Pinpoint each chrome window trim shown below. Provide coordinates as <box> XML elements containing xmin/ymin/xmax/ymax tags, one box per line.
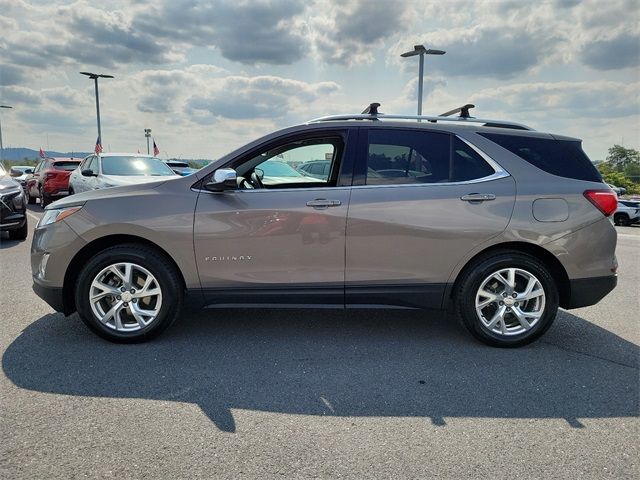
<box><xmin>193</xmin><ymin>134</ymin><xmax>510</xmax><ymax>194</ymax></box>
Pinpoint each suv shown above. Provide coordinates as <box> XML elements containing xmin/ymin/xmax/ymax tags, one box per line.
<box><xmin>0</xmin><ymin>163</ymin><xmax>28</xmax><ymax>240</ymax></box>
<box><xmin>69</xmin><ymin>153</ymin><xmax>179</xmax><ymax>194</ymax></box>
<box><xmin>614</xmin><ymin>200</ymin><xmax>640</xmax><ymax>226</ymax></box>
<box><xmin>25</xmin><ymin>157</ymin><xmax>81</xmax><ymax>207</ymax></box>
<box><xmin>31</xmin><ymin>108</ymin><xmax>618</xmax><ymax>347</ymax></box>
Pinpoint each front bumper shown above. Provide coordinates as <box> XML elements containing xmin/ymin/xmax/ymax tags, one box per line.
<box><xmin>564</xmin><ymin>275</ymin><xmax>617</xmax><ymax>309</ymax></box>
<box><xmin>32</xmin><ymin>278</ymin><xmax>67</xmax><ymax>313</ymax></box>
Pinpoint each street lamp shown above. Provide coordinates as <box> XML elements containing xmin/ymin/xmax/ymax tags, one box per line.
<box><xmin>144</xmin><ymin>129</ymin><xmax>152</xmax><ymax>155</ymax></box>
<box><xmin>0</xmin><ymin>105</ymin><xmax>13</xmax><ymax>164</ymax></box>
<box><xmin>400</xmin><ymin>45</ymin><xmax>446</xmax><ymax>117</ymax></box>
<box><xmin>80</xmin><ymin>71</ymin><xmax>114</xmax><ymax>147</ymax></box>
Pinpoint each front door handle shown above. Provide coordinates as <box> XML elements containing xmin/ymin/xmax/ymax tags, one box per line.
<box><xmin>306</xmin><ymin>199</ymin><xmax>342</xmax><ymax>209</ymax></box>
<box><xmin>460</xmin><ymin>193</ymin><xmax>496</xmax><ymax>202</ymax></box>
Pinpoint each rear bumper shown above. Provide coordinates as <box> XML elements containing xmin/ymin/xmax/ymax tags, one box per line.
<box><xmin>32</xmin><ymin>278</ymin><xmax>67</xmax><ymax>314</ymax></box>
<box><xmin>563</xmin><ymin>275</ymin><xmax>617</xmax><ymax>309</ymax></box>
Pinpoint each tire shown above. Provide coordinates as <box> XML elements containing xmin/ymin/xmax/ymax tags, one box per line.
<box><xmin>614</xmin><ymin>213</ymin><xmax>629</xmax><ymax>226</ymax></box>
<box><xmin>26</xmin><ymin>187</ymin><xmax>36</xmax><ymax>205</ymax></box>
<box><xmin>75</xmin><ymin>244</ymin><xmax>183</xmax><ymax>343</ymax></box>
<box><xmin>40</xmin><ymin>187</ymin><xmax>49</xmax><ymax>209</ymax></box>
<box><xmin>8</xmin><ymin>219</ymin><xmax>28</xmax><ymax>240</ymax></box>
<box><xmin>68</xmin><ymin>187</ymin><xmax>74</xmax><ymax>195</ymax></box>
<box><xmin>454</xmin><ymin>250</ymin><xmax>559</xmax><ymax>348</ymax></box>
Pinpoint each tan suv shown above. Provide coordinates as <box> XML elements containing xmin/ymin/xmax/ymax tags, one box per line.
<box><xmin>31</xmin><ymin>108</ymin><xmax>618</xmax><ymax>346</ymax></box>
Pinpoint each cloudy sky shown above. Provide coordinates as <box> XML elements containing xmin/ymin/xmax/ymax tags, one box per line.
<box><xmin>1</xmin><ymin>0</ymin><xmax>638</xmax><ymax>160</ymax></box>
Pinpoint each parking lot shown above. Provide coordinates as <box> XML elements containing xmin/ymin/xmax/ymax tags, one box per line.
<box><xmin>1</xmin><ymin>204</ymin><xmax>638</xmax><ymax>478</ymax></box>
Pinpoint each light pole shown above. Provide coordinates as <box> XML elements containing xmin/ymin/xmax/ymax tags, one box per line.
<box><xmin>400</xmin><ymin>45</ymin><xmax>446</xmax><ymax>116</ymax></box>
<box><xmin>80</xmin><ymin>72</ymin><xmax>114</xmax><ymax>147</ymax></box>
<box><xmin>144</xmin><ymin>129</ymin><xmax>152</xmax><ymax>155</ymax></box>
<box><xmin>0</xmin><ymin>105</ymin><xmax>13</xmax><ymax>164</ymax></box>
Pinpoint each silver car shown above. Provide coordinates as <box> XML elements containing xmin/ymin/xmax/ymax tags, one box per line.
<box><xmin>31</xmin><ymin>109</ymin><xmax>618</xmax><ymax>347</ymax></box>
<box><xmin>68</xmin><ymin>153</ymin><xmax>179</xmax><ymax>194</ymax></box>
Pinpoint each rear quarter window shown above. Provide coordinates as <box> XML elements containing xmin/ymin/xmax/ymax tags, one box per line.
<box><xmin>479</xmin><ymin>133</ymin><xmax>602</xmax><ymax>182</ymax></box>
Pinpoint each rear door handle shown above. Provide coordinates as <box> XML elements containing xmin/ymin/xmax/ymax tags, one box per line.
<box><xmin>460</xmin><ymin>193</ymin><xmax>496</xmax><ymax>202</ymax></box>
<box><xmin>306</xmin><ymin>199</ymin><xmax>342</xmax><ymax>208</ymax></box>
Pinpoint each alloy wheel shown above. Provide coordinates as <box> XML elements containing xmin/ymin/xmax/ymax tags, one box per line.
<box><xmin>475</xmin><ymin>267</ymin><xmax>546</xmax><ymax>336</ymax></box>
<box><xmin>89</xmin><ymin>262</ymin><xmax>163</xmax><ymax>332</ymax></box>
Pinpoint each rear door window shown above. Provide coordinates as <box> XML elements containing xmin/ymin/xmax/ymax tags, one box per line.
<box><xmin>363</xmin><ymin>129</ymin><xmax>495</xmax><ymax>185</ymax></box>
<box><xmin>479</xmin><ymin>133</ymin><xmax>601</xmax><ymax>182</ymax></box>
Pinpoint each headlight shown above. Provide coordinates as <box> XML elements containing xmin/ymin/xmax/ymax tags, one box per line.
<box><xmin>37</xmin><ymin>206</ymin><xmax>83</xmax><ymax>228</ymax></box>
<box><xmin>11</xmin><ymin>189</ymin><xmax>24</xmax><ymax>208</ymax></box>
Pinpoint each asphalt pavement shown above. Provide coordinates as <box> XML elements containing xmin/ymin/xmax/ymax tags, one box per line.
<box><xmin>1</xmin><ymin>204</ymin><xmax>638</xmax><ymax>479</ymax></box>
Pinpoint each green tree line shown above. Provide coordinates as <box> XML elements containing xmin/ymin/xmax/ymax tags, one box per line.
<box><xmin>597</xmin><ymin>145</ymin><xmax>640</xmax><ymax>195</ymax></box>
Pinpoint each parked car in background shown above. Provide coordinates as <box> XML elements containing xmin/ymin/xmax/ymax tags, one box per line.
<box><xmin>0</xmin><ymin>163</ymin><xmax>27</xmax><ymax>240</ymax></box>
<box><xmin>164</xmin><ymin>160</ymin><xmax>197</xmax><ymax>176</ymax></box>
<box><xmin>32</xmin><ymin>107</ymin><xmax>618</xmax><ymax>347</ymax></box>
<box><xmin>25</xmin><ymin>157</ymin><xmax>81</xmax><ymax>208</ymax></box>
<box><xmin>9</xmin><ymin>165</ymin><xmax>34</xmax><ymax>189</ymax></box>
<box><xmin>614</xmin><ymin>200</ymin><xmax>640</xmax><ymax>226</ymax></box>
<box><xmin>69</xmin><ymin>153</ymin><xmax>179</xmax><ymax>194</ymax></box>
<box><xmin>607</xmin><ymin>183</ymin><xmax>626</xmax><ymax>196</ymax></box>
<box><xmin>256</xmin><ymin>160</ymin><xmax>324</xmax><ymax>186</ymax></box>
<box><xmin>297</xmin><ymin>160</ymin><xmax>332</xmax><ymax>180</ymax></box>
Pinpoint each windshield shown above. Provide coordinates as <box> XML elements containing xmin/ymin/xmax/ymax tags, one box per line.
<box><xmin>101</xmin><ymin>156</ymin><xmax>176</xmax><ymax>176</ymax></box>
<box><xmin>259</xmin><ymin>161</ymin><xmax>303</xmax><ymax>177</ymax></box>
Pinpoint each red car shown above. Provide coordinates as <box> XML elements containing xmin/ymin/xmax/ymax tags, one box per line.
<box><xmin>26</xmin><ymin>157</ymin><xmax>81</xmax><ymax>208</ymax></box>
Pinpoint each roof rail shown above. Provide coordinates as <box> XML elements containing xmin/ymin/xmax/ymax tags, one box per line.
<box><xmin>308</xmin><ymin>103</ymin><xmax>533</xmax><ymax>130</ymax></box>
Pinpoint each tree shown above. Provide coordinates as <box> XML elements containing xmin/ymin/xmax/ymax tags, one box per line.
<box><xmin>606</xmin><ymin>145</ymin><xmax>640</xmax><ymax>172</ymax></box>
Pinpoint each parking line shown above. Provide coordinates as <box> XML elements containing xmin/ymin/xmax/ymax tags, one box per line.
<box><xmin>26</xmin><ymin>211</ymin><xmax>41</xmax><ymax>222</ymax></box>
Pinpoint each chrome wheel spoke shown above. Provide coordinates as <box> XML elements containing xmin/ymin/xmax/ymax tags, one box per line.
<box><xmin>100</xmin><ymin>300</ymin><xmax>123</xmax><ymax>324</ymax></box>
<box><xmin>486</xmin><ymin>305</ymin><xmax>507</xmax><ymax>330</ymax></box>
<box><xmin>511</xmin><ymin>307</ymin><xmax>532</xmax><ymax>330</ymax></box>
<box><xmin>90</xmin><ymin>281</ymin><xmax>120</xmax><ymax>302</ymax></box>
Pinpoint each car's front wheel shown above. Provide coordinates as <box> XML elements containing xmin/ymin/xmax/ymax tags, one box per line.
<box><xmin>75</xmin><ymin>244</ymin><xmax>183</xmax><ymax>343</ymax></box>
<box><xmin>454</xmin><ymin>251</ymin><xmax>559</xmax><ymax>347</ymax></box>
<box><xmin>614</xmin><ymin>213</ymin><xmax>629</xmax><ymax>226</ymax></box>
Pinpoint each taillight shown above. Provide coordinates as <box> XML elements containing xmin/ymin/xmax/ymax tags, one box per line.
<box><xmin>583</xmin><ymin>189</ymin><xmax>617</xmax><ymax>217</ymax></box>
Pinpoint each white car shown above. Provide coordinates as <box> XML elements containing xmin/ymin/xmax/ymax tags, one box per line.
<box><xmin>614</xmin><ymin>199</ymin><xmax>640</xmax><ymax>226</ymax></box>
<box><xmin>9</xmin><ymin>165</ymin><xmax>34</xmax><ymax>189</ymax></box>
<box><xmin>69</xmin><ymin>153</ymin><xmax>179</xmax><ymax>194</ymax></box>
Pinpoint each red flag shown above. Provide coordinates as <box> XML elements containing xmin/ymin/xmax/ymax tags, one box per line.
<box><xmin>95</xmin><ymin>137</ymin><xmax>103</xmax><ymax>154</ymax></box>
<box><xmin>39</xmin><ymin>147</ymin><xmax>46</xmax><ymax>158</ymax></box>
<box><xmin>153</xmin><ymin>140</ymin><xmax>159</xmax><ymax>156</ymax></box>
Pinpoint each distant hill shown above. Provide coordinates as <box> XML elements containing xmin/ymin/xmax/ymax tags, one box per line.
<box><xmin>1</xmin><ymin>148</ymin><xmax>90</xmax><ymax>161</ymax></box>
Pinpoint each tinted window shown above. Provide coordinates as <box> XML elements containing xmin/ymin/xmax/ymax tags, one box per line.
<box><xmin>365</xmin><ymin>129</ymin><xmax>494</xmax><ymax>185</ymax></box>
<box><xmin>479</xmin><ymin>133</ymin><xmax>601</xmax><ymax>182</ymax></box>
<box><xmin>53</xmin><ymin>161</ymin><xmax>81</xmax><ymax>171</ymax></box>
<box><xmin>451</xmin><ymin>137</ymin><xmax>494</xmax><ymax>182</ymax></box>
<box><xmin>101</xmin><ymin>156</ymin><xmax>176</xmax><ymax>176</ymax></box>
<box><xmin>366</xmin><ymin>130</ymin><xmax>449</xmax><ymax>185</ymax></box>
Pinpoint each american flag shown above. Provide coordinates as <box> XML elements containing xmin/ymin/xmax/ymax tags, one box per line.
<box><xmin>39</xmin><ymin>147</ymin><xmax>46</xmax><ymax>158</ymax></box>
<box><xmin>153</xmin><ymin>140</ymin><xmax>159</xmax><ymax>156</ymax></box>
<box><xmin>95</xmin><ymin>137</ymin><xmax>103</xmax><ymax>154</ymax></box>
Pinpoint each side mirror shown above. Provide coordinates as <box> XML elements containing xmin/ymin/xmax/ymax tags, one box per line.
<box><xmin>204</xmin><ymin>168</ymin><xmax>237</xmax><ymax>192</ymax></box>
<box><xmin>81</xmin><ymin>169</ymin><xmax>96</xmax><ymax>177</ymax></box>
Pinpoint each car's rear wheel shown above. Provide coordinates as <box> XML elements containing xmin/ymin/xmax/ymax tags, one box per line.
<box><xmin>614</xmin><ymin>213</ymin><xmax>629</xmax><ymax>226</ymax></box>
<box><xmin>454</xmin><ymin>251</ymin><xmax>559</xmax><ymax>347</ymax></box>
<box><xmin>40</xmin><ymin>187</ymin><xmax>50</xmax><ymax>208</ymax></box>
<box><xmin>75</xmin><ymin>244</ymin><xmax>183</xmax><ymax>343</ymax></box>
